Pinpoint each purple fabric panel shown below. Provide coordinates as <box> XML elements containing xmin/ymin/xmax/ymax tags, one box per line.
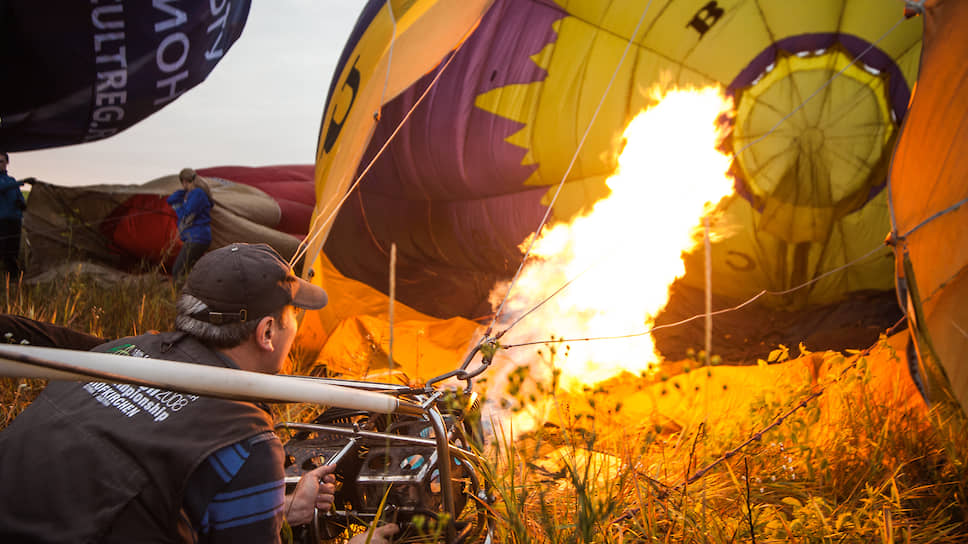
<box><xmin>357</xmin><ymin>0</ymin><xmax>564</xmax><ymax>200</ymax></box>
<box><xmin>324</xmin><ymin>186</ymin><xmax>548</xmax><ymax>318</ymax></box>
<box><xmin>332</xmin><ymin>186</ymin><xmax>547</xmax><ymax>272</ymax></box>
<box><xmin>728</xmin><ymin>33</ymin><xmax>911</xmax><ymax>123</ymax></box>
<box><xmin>328</xmin><ymin>0</ymin><xmax>567</xmax><ymax>317</ymax></box>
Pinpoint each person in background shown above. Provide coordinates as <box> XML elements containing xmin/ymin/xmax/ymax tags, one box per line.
<box><xmin>168</xmin><ymin>167</ymin><xmax>214</xmax><ymax>282</ymax></box>
<box><xmin>0</xmin><ymin>243</ymin><xmax>398</xmax><ymax>543</ymax></box>
<box><xmin>0</xmin><ymin>152</ymin><xmax>26</xmax><ymax>276</ymax></box>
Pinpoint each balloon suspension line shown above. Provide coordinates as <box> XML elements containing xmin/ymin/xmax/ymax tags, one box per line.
<box><xmin>899</xmin><ymin>194</ymin><xmax>968</xmax><ymax>241</ymax></box>
<box><xmin>701</xmin><ymin>217</ymin><xmax>712</xmax><ymax>536</ymax></box>
<box><xmin>889</xmin><ymin>192</ymin><xmax>968</xmax><ymax>306</ymax></box>
<box><xmin>382</xmin><ymin>0</ymin><xmax>397</xmax><ymax>375</ymax></box>
<box><xmin>609</xmin><ymin>316</ymin><xmax>909</xmax><ymax>528</ymax></box>
<box><xmin>291</xmin><ymin>23</ymin><xmax>479</xmax><ymax>269</ymax></box>
<box><xmin>486</xmin><ymin>0</ymin><xmax>655</xmax><ymax>341</ymax></box>
<box><xmin>492</xmin><ymin>12</ymin><xmax>908</xmax><ymax>351</ymax></box>
<box><xmin>501</xmin><ymin>244</ymin><xmax>887</xmax><ymax>349</ymax></box>
<box><xmin>388</xmin><ymin>243</ymin><xmax>396</xmax><ymax>374</ymax></box>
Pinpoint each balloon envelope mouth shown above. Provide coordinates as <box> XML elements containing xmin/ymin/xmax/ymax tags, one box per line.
<box><xmin>728</xmin><ymin>34</ymin><xmax>911</xmax><ymax>214</ymax></box>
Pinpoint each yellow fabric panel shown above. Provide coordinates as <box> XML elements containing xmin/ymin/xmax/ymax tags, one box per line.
<box><xmin>842</xmin><ymin>0</ymin><xmax>923</xmax><ymax>59</ymax></box>
<box><xmin>526</xmin><ymin>16</ymin><xmax>633</xmax><ymax>187</ymax></box>
<box><xmin>679</xmin><ymin>196</ymin><xmax>773</xmax><ymax>301</ymax></box>
<box><xmin>755</xmin><ymin>0</ymin><xmax>844</xmax><ymax>36</ymax></box>
<box><xmin>310</xmin><ymin>0</ymin><xmax>492</xmax><ymax>259</ymax></box>
<box><xmin>537</xmin><ymin>175</ymin><xmax>611</xmax><ymax>219</ymax></box>
<box><xmin>314</xmin><ymin>315</ymin><xmax>481</xmax><ymax>383</ymax></box>
<box><xmin>895</xmin><ymin>46</ymin><xmax>923</xmax><ymax>90</ymax></box>
<box><xmin>680</xmin><ymin>188</ymin><xmax>894</xmax><ymax>307</ymax></box>
<box><xmin>301</xmin><ymin>0</ymin><xmax>492</xmax><ymax>379</ymax></box>
<box><xmin>683</xmin><ymin>1</ymin><xmax>777</xmax><ymax>82</ymax></box>
<box><xmin>734</xmin><ymin>52</ymin><xmax>892</xmax><ymax>197</ymax></box>
<box><xmin>574</xmin><ymin>332</ymin><xmax>924</xmax><ymax>431</ymax></box>
<box><xmin>295</xmin><ymin>252</ymin><xmax>481</xmax><ymax>382</ymax></box>
<box><xmin>815</xmin><ymin>191</ymin><xmax>895</xmax><ymax>293</ymax></box>
<box><xmin>733</xmin><ymin>52</ymin><xmax>894</xmax><ymax>251</ymax></box>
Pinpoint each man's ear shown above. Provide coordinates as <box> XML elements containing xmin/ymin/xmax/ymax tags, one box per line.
<box><xmin>254</xmin><ymin>315</ymin><xmax>275</xmax><ymax>352</ymax></box>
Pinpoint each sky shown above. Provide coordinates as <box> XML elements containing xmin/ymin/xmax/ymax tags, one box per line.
<box><xmin>9</xmin><ymin>1</ymin><xmax>364</xmax><ymax>187</ymax></box>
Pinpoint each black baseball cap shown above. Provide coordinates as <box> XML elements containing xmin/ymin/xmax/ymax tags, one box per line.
<box><xmin>183</xmin><ymin>243</ymin><xmax>327</xmax><ymax>324</ymax></box>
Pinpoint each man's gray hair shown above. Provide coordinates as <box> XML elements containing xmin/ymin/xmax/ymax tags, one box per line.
<box><xmin>175</xmin><ymin>293</ymin><xmax>267</xmax><ymax>348</ymax></box>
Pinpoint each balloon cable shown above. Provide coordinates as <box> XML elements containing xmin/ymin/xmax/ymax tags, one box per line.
<box><xmin>486</xmin><ymin>0</ymin><xmax>655</xmax><ymax>338</ymax></box>
<box><xmin>388</xmin><ymin>243</ymin><xmax>396</xmax><ymax>373</ymax></box>
<box><xmin>493</xmin><ymin>12</ymin><xmax>908</xmax><ymax>348</ymax></box>
<box><xmin>500</xmin><ymin>243</ymin><xmax>887</xmax><ymax>349</ymax></box>
<box><xmin>734</xmin><ymin>14</ymin><xmax>907</xmax><ymax>159</ymax></box>
<box><xmin>291</xmin><ymin>18</ymin><xmax>483</xmax><ymax>269</ymax></box>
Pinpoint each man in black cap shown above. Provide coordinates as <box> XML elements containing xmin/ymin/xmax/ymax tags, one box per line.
<box><xmin>0</xmin><ymin>243</ymin><xmax>397</xmax><ymax>543</ymax></box>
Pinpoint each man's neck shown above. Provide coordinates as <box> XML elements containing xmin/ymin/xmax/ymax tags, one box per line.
<box><xmin>219</xmin><ymin>342</ymin><xmax>269</xmax><ymax>374</ymax></box>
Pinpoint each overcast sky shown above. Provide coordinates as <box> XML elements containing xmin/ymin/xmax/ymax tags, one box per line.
<box><xmin>9</xmin><ymin>1</ymin><xmax>363</xmax><ymax>187</ymax></box>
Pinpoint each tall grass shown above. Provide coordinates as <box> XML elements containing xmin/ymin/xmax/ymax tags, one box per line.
<box><xmin>483</xmin><ymin>346</ymin><xmax>968</xmax><ymax>543</ymax></box>
<box><xmin>2</xmin><ymin>272</ymin><xmax>967</xmax><ymax>542</ymax></box>
<box><xmin>0</xmin><ymin>270</ymin><xmax>176</xmax><ymax>426</ymax></box>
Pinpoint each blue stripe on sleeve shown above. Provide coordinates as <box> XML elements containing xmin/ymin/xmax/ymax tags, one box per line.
<box><xmin>208</xmin><ymin>481</ymin><xmax>285</xmax><ymax>530</ymax></box>
<box><xmin>209</xmin><ymin>442</ymin><xmax>250</xmax><ymax>482</ymax></box>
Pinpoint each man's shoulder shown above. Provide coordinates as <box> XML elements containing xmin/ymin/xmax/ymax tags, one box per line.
<box><xmin>93</xmin><ymin>331</ymin><xmax>178</xmax><ymax>357</ymax></box>
<box><xmin>92</xmin><ymin>331</ymin><xmax>231</xmax><ymax>370</ymax></box>
<box><xmin>0</xmin><ymin>173</ymin><xmax>20</xmax><ymax>188</ymax></box>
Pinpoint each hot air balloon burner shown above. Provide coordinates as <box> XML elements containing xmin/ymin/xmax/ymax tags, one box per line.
<box><xmin>278</xmin><ymin>383</ymin><xmax>490</xmax><ymax>543</ymax></box>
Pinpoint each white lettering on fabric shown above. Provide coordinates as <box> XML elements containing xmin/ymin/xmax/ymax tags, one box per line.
<box><xmin>205</xmin><ymin>0</ymin><xmax>230</xmax><ymax>60</ymax></box>
<box><xmin>86</xmin><ymin>1</ymin><xmax>129</xmax><ymax>142</ymax></box>
<box><xmin>83</xmin><ymin>381</ymin><xmax>200</xmax><ymax>422</ymax></box>
<box><xmin>152</xmin><ymin>0</ymin><xmax>190</xmax><ymax>105</ymax></box>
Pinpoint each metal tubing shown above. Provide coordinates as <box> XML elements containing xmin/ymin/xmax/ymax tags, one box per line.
<box><xmin>426</xmin><ymin>406</ymin><xmax>457</xmax><ymax>542</ymax></box>
<box><xmin>275</xmin><ymin>423</ymin><xmax>483</xmax><ymax>468</ymax></box>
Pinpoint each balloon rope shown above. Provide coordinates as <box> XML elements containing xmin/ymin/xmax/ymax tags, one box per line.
<box><xmin>291</xmin><ymin>21</ymin><xmax>481</xmax><ymax>268</ymax></box>
<box><xmin>383</xmin><ymin>0</ymin><xmax>397</xmax><ymax>374</ymax></box>
<box><xmin>486</xmin><ymin>0</ymin><xmax>655</xmax><ymax>337</ymax></box>
<box><xmin>610</xmin><ymin>316</ymin><xmax>909</xmax><ymax>526</ymax></box>
<box><xmin>493</xmin><ymin>13</ymin><xmax>907</xmax><ymax>345</ymax></box>
<box><xmin>388</xmin><ymin>243</ymin><xmax>396</xmax><ymax>373</ymax></box>
<box><xmin>734</xmin><ymin>14</ymin><xmax>907</xmax><ymax>159</ymax></box>
<box><xmin>500</xmin><ymin>244</ymin><xmax>887</xmax><ymax>349</ymax></box>
<box><xmin>900</xmin><ymin>195</ymin><xmax>968</xmax><ymax>239</ymax></box>
<box><xmin>704</xmin><ymin>217</ymin><xmax>712</xmax><ymax>367</ymax></box>
<box><xmin>900</xmin><ymin>194</ymin><xmax>968</xmax><ymax>305</ymax></box>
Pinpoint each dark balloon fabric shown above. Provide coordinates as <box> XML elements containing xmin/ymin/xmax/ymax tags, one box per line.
<box><xmin>0</xmin><ymin>0</ymin><xmax>251</xmax><ymax>151</ymax></box>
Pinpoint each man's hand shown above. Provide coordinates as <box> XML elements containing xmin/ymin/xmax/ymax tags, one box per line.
<box><xmin>284</xmin><ymin>464</ymin><xmax>338</xmax><ymax>526</ymax></box>
<box><xmin>348</xmin><ymin>523</ymin><xmax>400</xmax><ymax>544</ymax></box>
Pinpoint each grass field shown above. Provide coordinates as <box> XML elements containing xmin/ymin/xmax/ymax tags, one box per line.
<box><xmin>2</xmin><ymin>269</ymin><xmax>968</xmax><ymax>543</ymax></box>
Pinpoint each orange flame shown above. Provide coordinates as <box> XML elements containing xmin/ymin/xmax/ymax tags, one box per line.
<box><xmin>492</xmin><ymin>86</ymin><xmax>736</xmax><ymax>393</ymax></box>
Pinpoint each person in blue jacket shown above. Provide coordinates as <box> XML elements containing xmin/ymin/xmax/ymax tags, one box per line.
<box><xmin>168</xmin><ymin>167</ymin><xmax>213</xmax><ymax>282</ymax></box>
<box><xmin>0</xmin><ymin>152</ymin><xmax>26</xmax><ymax>276</ymax></box>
